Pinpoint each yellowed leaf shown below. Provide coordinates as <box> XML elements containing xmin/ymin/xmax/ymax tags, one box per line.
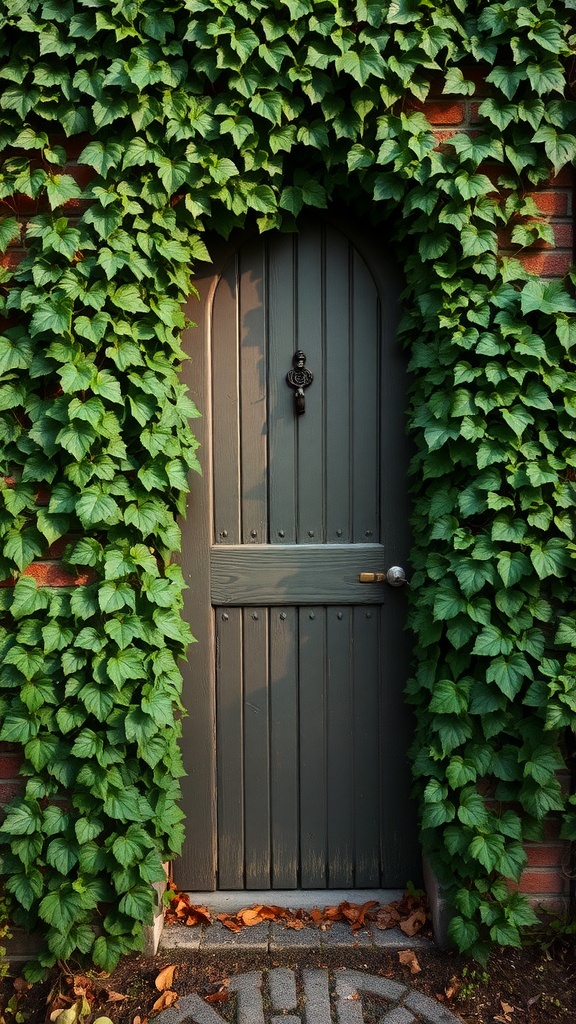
<box><xmin>398</xmin><ymin>950</ymin><xmax>422</xmax><ymax>975</ymax></box>
<box><xmin>52</xmin><ymin>1006</ymin><xmax>81</xmax><ymax>1024</ymax></box>
<box><xmin>155</xmin><ymin>965</ymin><xmax>177</xmax><ymax>992</ymax></box>
<box><xmin>151</xmin><ymin>991</ymin><xmax>179</xmax><ymax>1014</ymax></box>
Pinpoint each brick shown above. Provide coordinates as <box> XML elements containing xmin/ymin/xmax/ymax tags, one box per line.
<box><xmin>547</xmin><ymin>167</ymin><xmax>574</xmax><ymax>188</ymax></box>
<box><xmin>21</xmin><ymin>562</ymin><xmax>96</xmax><ymax>587</ymax></box>
<box><xmin>432</xmin><ymin>129</ymin><xmax>460</xmax><ymax>144</ymax></box>
<box><xmin>412</xmin><ymin>100</ymin><xmax>466</xmax><ymax>125</ymax></box>
<box><xmin>518</xmin><ymin>251</ymin><xmax>572</xmax><ymax>276</ymax></box>
<box><xmin>0</xmin><ymin>754</ymin><xmax>22</xmax><ymax>779</ymax></box>
<box><xmin>517</xmin><ymin>869</ymin><xmax>569</xmax><ymax>895</ymax></box>
<box><xmin>64</xmin><ymin>164</ymin><xmax>95</xmax><ymax>189</ymax></box>
<box><xmin>532</xmin><ymin>191</ymin><xmax>569</xmax><ymax>217</ymax></box>
<box><xmin>0</xmin><ymin>781</ymin><xmax>23</xmax><ymax>803</ymax></box>
<box><xmin>498</xmin><ymin>221</ymin><xmax>573</xmax><ymax>251</ymax></box>
<box><xmin>525</xmin><ymin>843</ymin><xmax>569</xmax><ymax>868</ymax></box>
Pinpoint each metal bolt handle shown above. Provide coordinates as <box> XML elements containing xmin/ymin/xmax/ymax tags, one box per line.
<box><xmin>386</xmin><ymin>565</ymin><xmax>408</xmax><ymax>587</ymax></box>
<box><xmin>359</xmin><ymin>566</ymin><xmax>408</xmax><ymax>586</ymax></box>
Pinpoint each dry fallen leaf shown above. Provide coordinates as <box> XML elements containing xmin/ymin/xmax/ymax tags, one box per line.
<box><xmin>398</xmin><ymin>950</ymin><xmax>422</xmax><ymax>975</ymax></box>
<box><xmin>493</xmin><ymin>1001</ymin><xmax>515</xmax><ymax>1022</ymax></box>
<box><xmin>151</xmin><ymin>991</ymin><xmax>179</xmax><ymax>1014</ymax></box>
<box><xmin>444</xmin><ymin>976</ymin><xmax>461</xmax><ymax>1001</ymax></box>
<box><xmin>13</xmin><ymin>978</ymin><xmax>32</xmax><ymax>993</ymax></box>
<box><xmin>205</xmin><ymin>991</ymin><xmax>229</xmax><ymax>1004</ymax></box>
<box><xmin>155</xmin><ymin>965</ymin><xmax>177</xmax><ymax>992</ymax></box>
<box><xmin>105</xmin><ymin>991</ymin><xmax>127</xmax><ymax>1003</ymax></box>
<box><xmin>399</xmin><ymin>909</ymin><xmax>427</xmax><ymax>937</ymax></box>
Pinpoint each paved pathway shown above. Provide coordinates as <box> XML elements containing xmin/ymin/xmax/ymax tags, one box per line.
<box><xmin>154</xmin><ymin>968</ymin><xmax>463</xmax><ymax>1024</ymax></box>
<box><xmin>160</xmin><ymin>920</ymin><xmax>431</xmax><ymax>952</ymax></box>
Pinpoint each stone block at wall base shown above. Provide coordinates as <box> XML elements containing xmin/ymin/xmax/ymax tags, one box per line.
<box><xmin>422</xmin><ymin>856</ymin><xmax>452</xmax><ymax>951</ymax></box>
<box><xmin>142</xmin><ymin>867</ymin><xmax>168</xmax><ymax>956</ymax></box>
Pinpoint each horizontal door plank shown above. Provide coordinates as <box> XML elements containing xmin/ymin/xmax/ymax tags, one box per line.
<box><xmin>211</xmin><ymin>544</ymin><xmax>389</xmax><ymax>605</ymax></box>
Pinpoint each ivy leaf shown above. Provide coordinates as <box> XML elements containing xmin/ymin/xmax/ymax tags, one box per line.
<box><xmin>335</xmin><ymin>47</ymin><xmax>385</xmax><ymax>86</ymax></box>
<box><xmin>249</xmin><ymin>92</ymin><xmax>283</xmax><ymax>124</ymax></box>
<box><xmin>0</xmin><ymin>216</ymin><xmax>20</xmax><ymax>251</ymax></box>
<box><xmin>530</xmin><ymin>539</ymin><xmax>571</xmax><ymax>579</ymax></box>
<box><xmin>46</xmin><ymin>174</ymin><xmax>82</xmax><ymax>210</ymax></box>
<box><xmin>109</xmin><ymin>284</ymin><xmax>148</xmax><ymax>314</ymax></box>
<box><xmin>107</xmin><ymin>648</ymin><xmax>147</xmax><ymax>687</ymax></box>
<box><xmin>30</xmin><ymin>296</ymin><xmax>73</xmax><ymax>336</ymax></box>
<box><xmin>78</xmin><ymin>141</ymin><xmax>123</xmax><ymax>176</ymax></box>
<box><xmin>76</xmin><ymin>488</ymin><xmax>121</xmax><ymax>527</ymax></box>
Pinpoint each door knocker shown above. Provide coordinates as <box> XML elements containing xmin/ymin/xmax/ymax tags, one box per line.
<box><xmin>286</xmin><ymin>350</ymin><xmax>314</xmax><ymax>415</ymax></box>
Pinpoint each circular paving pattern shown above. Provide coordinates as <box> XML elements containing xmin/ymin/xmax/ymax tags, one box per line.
<box><xmin>154</xmin><ymin>968</ymin><xmax>463</xmax><ymax>1024</ymax></box>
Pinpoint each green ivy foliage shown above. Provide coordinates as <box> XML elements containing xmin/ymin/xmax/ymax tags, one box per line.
<box><xmin>0</xmin><ymin>0</ymin><xmax>575</xmax><ymax>971</ymax></box>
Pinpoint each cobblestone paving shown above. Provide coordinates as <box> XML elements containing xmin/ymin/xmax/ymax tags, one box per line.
<box><xmin>154</xmin><ymin>969</ymin><xmax>463</xmax><ymax>1024</ymax></box>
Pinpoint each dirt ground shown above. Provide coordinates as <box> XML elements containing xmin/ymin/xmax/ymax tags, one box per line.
<box><xmin>2</xmin><ymin>928</ymin><xmax>575</xmax><ymax>1024</ymax></box>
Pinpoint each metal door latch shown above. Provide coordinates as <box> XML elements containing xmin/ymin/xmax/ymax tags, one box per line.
<box><xmin>359</xmin><ymin>566</ymin><xmax>408</xmax><ymax>586</ymax></box>
<box><xmin>286</xmin><ymin>350</ymin><xmax>314</xmax><ymax>414</ymax></box>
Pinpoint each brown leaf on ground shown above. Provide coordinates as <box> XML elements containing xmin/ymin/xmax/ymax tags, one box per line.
<box><xmin>238</xmin><ymin>905</ymin><xmax>286</xmax><ymax>926</ymax></box>
<box><xmin>494</xmin><ymin>1001</ymin><xmax>515</xmax><ymax>1022</ymax></box>
<box><xmin>205</xmin><ymin>991</ymin><xmax>229</xmax><ymax>1004</ymax></box>
<box><xmin>151</xmin><ymin>991</ymin><xmax>178</xmax><ymax>1014</ymax></box>
<box><xmin>444</xmin><ymin>976</ymin><xmax>461</xmax><ymax>1001</ymax></box>
<box><xmin>216</xmin><ymin>913</ymin><xmax>243</xmax><ymax>932</ymax></box>
<box><xmin>13</xmin><ymin>978</ymin><xmax>32</xmax><ymax>993</ymax></box>
<box><xmin>340</xmin><ymin>901</ymin><xmax>378</xmax><ymax>932</ymax></box>
<box><xmin>163</xmin><ymin>884</ymin><xmax>212</xmax><ymax>927</ymax></box>
<box><xmin>398</xmin><ymin>950</ymin><xmax>422</xmax><ymax>975</ymax></box>
<box><xmin>373</xmin><ymin>907</ymin><xmax>401</xmax><ymax>930</ymax></box>
<box><xmin>164</xmin><ymin>887</ymin><xmax>430</xmax><ymax>937</ymax></box>
<box><xmin>105</xmin><ymin>992</ymin><xmax>127</xmax><ymax>1003</ymax></box>
<box><xmin>72</xmin><ymin>976</ymin><xmax>94</xmax><ymax>1000</ymax></box>
<box><xmin>155</xmin><ymin>966</ymin><xmax>177</xmax><ymax>992</ymax></box>
<box><xmin>399</xmin><ymin>908</ymin><xmax>427</xmax><ymax>937</ymax></box>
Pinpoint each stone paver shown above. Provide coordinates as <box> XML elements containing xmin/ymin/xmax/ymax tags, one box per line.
<box><xmin>302</xmin><ymin>969</ymin><xmax>332</xmax><ymax>1024</ymax></box>
<box><xmin>160</xmin><ymin>920</ymin><xmax>432</xmax><ymax>953</ymax></box>
<box><xmin>269</xmin><ymin>967</ymin><xmax>297</xmax><ymax>1011</ymax></box>
<box><xmin>153</xmin><ymin>968</ymin><xmax>464</xmax><ymax>1024</ymax></box>
<box><xmin>320</xmin><ymin>922</ymin><xmax>372</xmax><ymax>947</ymax></box>
<box><xmin>269</xmin><ymin>922</ymin><xmax>322</xmax><ymax>950</ymax></box>
<box><xmin>200</xmin><ymin>922</ymin><xmax>269</xmax><ymax>951</ymax></box>
<box><xmin>379</xmin><ymin>1008</ymin><xmax>416</xmax><ymax>1024</ymax></box>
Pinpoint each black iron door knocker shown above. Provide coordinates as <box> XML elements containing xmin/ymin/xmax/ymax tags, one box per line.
<box><xmin>286</xmin><ymin>350</ymin><xmax>314</xmax><ymax>415</ymax></box>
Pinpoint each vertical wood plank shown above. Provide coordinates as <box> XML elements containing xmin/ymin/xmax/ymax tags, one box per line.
<box><xmin>268</xmin><ymin>235</ymin><xmax>298</xmax><ymax>544</ymax></box>
<box><xmin>177</xmin><ymin>278</ymin><xmax>217</xmax><ymax>890</ymax></box>
<box><xmin>216</xmin><ymin>607</ymin><xmax>244</xmax><ymax>888</ymax></box>
<box><xmin>299</xmin><ymin>606</ymin><xmax>327</xmax><ymax>887</ymax></box>
<box><xmin>351</xmin><ymin>250</ymin><xmax>380</xmax><ymax>544</ymax></box>
<box><xmin>326</xmin><ymin>607</ymin><xmax>354</xmax><ymax>887</ymax></box>
<box><xmin>325</xmin><ymin>227</ymin><xmax>351</xmax><ymax>543</ymax></box>
<box><xmin>352</xmin><ymin>607</ymin><xmax>381</xmax><ymax>886</ymax></box>
<box><xmin>270</xmin><ymin>607</ymin><xmax>299</xmax><ymax>888</ymax></box>
<box><xmin>296</xmin><ymin>225</ymin><xmax>325</xmax><ymax>544</ymax></box>
<box><xmin>239</xmin><ymin>240</ymin><xmax>268</xmax><ymax>545</ymax></box>
<box><xmin>243</xmin><ymin>607</ymin><xmax>271</xmax><ymax>888</ymax></box>
<box><xmin>212</xmin><ymin>257</ymin><xmax>241</xmax><ymax>545</ymax></box>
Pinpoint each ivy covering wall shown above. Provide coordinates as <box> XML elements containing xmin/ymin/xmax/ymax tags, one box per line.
<box><xmin>0</xmin><ymin>0</ymin><xmax>575</xmax><ymax>973</ymax></box>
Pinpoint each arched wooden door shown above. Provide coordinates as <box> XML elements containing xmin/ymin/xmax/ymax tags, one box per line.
<box><xmin>177</xmin><ymin>218</ymin><xmax>419</xmax><ymax>891</ymax></box>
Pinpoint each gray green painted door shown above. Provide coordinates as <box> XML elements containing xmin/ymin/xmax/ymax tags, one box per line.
<box><xmin>177</xmin><ymin>218</ymin><xmax>419</xmax><ymax>891</ymax></box>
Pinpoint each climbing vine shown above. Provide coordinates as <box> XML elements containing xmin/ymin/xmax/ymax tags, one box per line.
<box><xmin>0</xmin><ymin>0</ymin><xmax>575</xmax><ymax>972</ymax></box>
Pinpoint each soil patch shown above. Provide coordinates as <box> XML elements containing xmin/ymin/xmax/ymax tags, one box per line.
<box><xmin>1</xmin><ymin>933</ymin><xmax>575</xmax><ymax>1024</ymax></box>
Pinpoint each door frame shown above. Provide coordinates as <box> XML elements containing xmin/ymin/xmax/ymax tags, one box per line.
<box><xmin>177</xmin><ymin>211</ymin><xmax>415</xmax><ymax>890</ymax></box>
